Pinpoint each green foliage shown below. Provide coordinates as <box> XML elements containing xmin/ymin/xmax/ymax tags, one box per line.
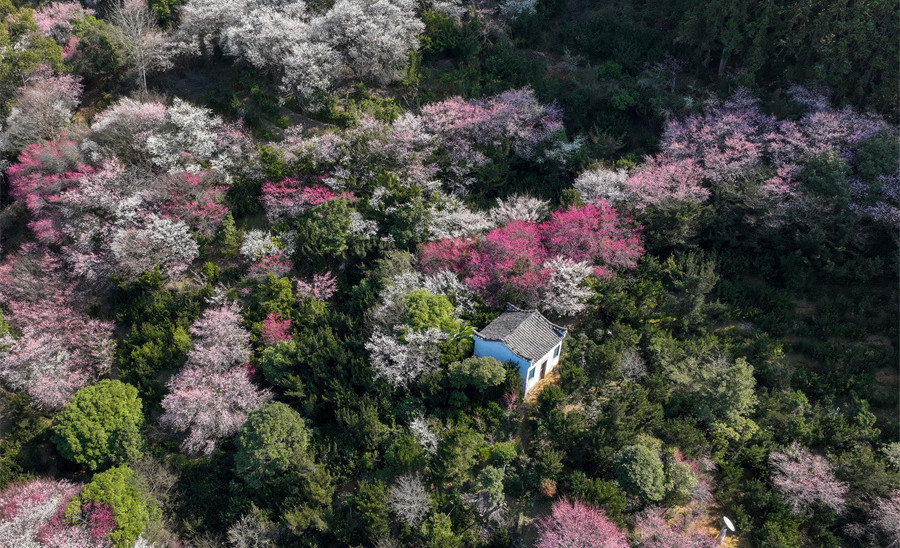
<box><xmin>855</xmin><ymin>130</ymin><xmax>900</xmax><ymax>179</ymax></box>
<box><xmin>402</xmin><ymin>290</ymin><xmax>459</xmax><ymax>333</ymax></box>
<box><xmin>447</xmin><ymin>357</ymin><xmax>505</xmax><ymax>390</ymax></box>
<box><xmin>234</xmin><ymin>403</ymin><xmax>333</xmax><ymax>528</ymax></box>
<box><xmin>565</xmin><ymin>471</ymin><xmax>627</xmax><ymax>527</ymax></box>
<box><xmin>354</xmin><ymin>479</ymin><xmax>389</xmax><ymax>538</ymax></box>
<box><xmin>476</xmin><ymin>465</ymin><xmax>505</xmax><ymax>507</ymax></box>
<box><xmin>71</xmin><ymin>466</ymin><xmax>151</xmax><ymax>548</ymax></box>
<box><xmin>294</xmin><ymin>198</ymin><xmax>354</xmax><ymax>262</ymax></box>
<box><xmin>52</xmin><ymin>380</ymin><xmax>144</xmax><ymax>471</ymax></box>
<box><xmin>800</xmin><ymin>152</ymin><xmax>851</xmax><ymax>206</ymax></box>
<box><xmin>71</xmin><ymin>15</ymin><xmax>125</xmax><ymax>85</ymax></box>
<box><xmin>612</xmin><ymin>444</ymin><xmax>666</xmax><ymax>502</ymax></box>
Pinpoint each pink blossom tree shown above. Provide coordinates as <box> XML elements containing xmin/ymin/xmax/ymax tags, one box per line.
<box><xmin>535</xmin><ymin>497</ymin><xmax>628</xmax><ymax>548</ymax></box>
<box><xmin>633</xmin><ymin>506</ymin><xmax>718</xmax><ymax>548</ymax></box>
<box><xmin>1</xmin><ymin>69</ymin><xmax>83</xmax><ymax>152</ymax></box>
<box><xmin>769</xmin><ymin>443</ymin><xmax>848</xmax><ymax>514</ymax></box>
<box><xmin>295</xmin><ymin>272</ymin><xmax>338</xmax><ymax>301</ymax></box>
<box><xmin>186</xmin><ymin>302</ymin><xmax>252</xmax><ymax>371</ymax></box>
<box><xmin>260</xmin><ymin>313</ymin><xmax>292</xmax><ymax>345</ymax></box>
<box><xmin>419</xmin><ymin>203</ymin><xmax>642</xmax><ymax>311</ymax></box>
<box><xmin>0</xmin><ymin>246</ymin><xmax>114</xmax><ymax>410</ymax></box>
<box><xmin>160</xmin><ymin>365</ymin><xmax>271</xmax><ymax>456</ymax></box>
<box><xmin>0</xmin><ymin>477</ymin><xmax>112</xmax><ymax>547</ymax></box>
<box><xmin>261</xmin><ymin>177</ymin><xmax>353</xmax><ymax>222</ymax></box>
<box><xmin>872</xmin><ymin>491</ymin><xmax>900</xmax><ymax>547</ymax></box>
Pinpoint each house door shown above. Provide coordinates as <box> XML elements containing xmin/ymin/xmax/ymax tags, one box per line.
<box><xmin>540</xmin><ymin>360</ymin><xmax>547</xmax><ymax>379</ymax></box>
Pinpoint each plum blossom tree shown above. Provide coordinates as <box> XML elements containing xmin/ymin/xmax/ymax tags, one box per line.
<box><xmin>177</xmin><ymin>0</ymin><xmax>423</xmax><ymax>99</ymax></box>
<box><xmin>770</xmin><ymin>443</ymin><xmax>848</xmax><ymax>514</ymax></box>
<box><xmin>535</xmin><ymin>497</ymin><xmax>628</xmax><ymax>548</ymax></box>
<box><xmin>872</xmin><ymin>492</ymin><xmax>900</xmax><ymax>547</ymax></box>
<box><xmin>0</xmin><ymin>478</ymin><xmax>101</xmax><ymax>547</ymax></box>
<box><xmin>260</xmin><ymin>313</ymin><xmax>292</xmax><ymax>345</ymax></box>
<box><xmin>160</xmin><ymin>365</ymin><xmax>272</xmax><ymax>456</ymax></box>
<box><xmin>1</xmin><ymin>69</ymin><xmax>83</xmax><ymax>152</ymax></box>
<box><xmin>490</xmin><ymin>194</ymin><xmax>550</xmax><ymax>225</ymax></box>
<box><xmin>33</xmin><ymin>2</ymin><xmax>94</xmax><ymax>43</ymax></box>
<box><xmin>388</xmin><ymin>473</ymin><xmax>430</xmax><ymax>527</ymax></box>
<box><xmin>419</xmin><ymin>202</ymin><xmax>642</xmax><ymax>311</ymax></box>
<box><xmin>261</xmin><ymin>177</ymin><xmax>353</xmax><ymax>222</ymax></box>
<box><xmin>0</xmin><ymin>246</ymin><xmax>114</xmax><ymax>410</ymax></box>
<box><xmin>110</xmin><ymin>215</ymin><xmax>199</xmax><ymax>281</ymax></box>
<box><xmin>365</xmin><ymin>328</ymin><xmax>446</xmax><ymax>390</ymax></box>
<box><xmin>294</xmin><ymin>272</ymin><xmax>338</xmax><ymax>301</ymax></box>
<box><xmin>109</xmin><ymin>0</ymin><xmax>174</xmax><ymax>93</ymax></box>
<box><xmin>538</xmin><ymin>257</ymin><xmax>593</xmax><ymax>317</ymax></box>
<box><xmin>573</xmin><ymin>167</ymin><xmax>630</xmax><ymax>205</ymax></box>
<box><xmin>186</xmin><ymin>302</ymin><xmax>252</xmax><ymax>371</ymax></box>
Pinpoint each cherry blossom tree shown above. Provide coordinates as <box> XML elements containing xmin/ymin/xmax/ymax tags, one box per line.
<box><xmin>160</xmin><ymin>365</ymin><xmax>272</xmax><ymax>456</ymax></box>
<box><xmin>769</xmin><ymin>443</ymin><xmax>848</xmax><ymax>514</ymax></box>
<box><xmin>535</xmin><ymin>497</ymin><xmax>628</xmax><ymax>548</ymax></box>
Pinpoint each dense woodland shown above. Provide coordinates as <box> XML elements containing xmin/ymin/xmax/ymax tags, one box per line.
<box><xmin>0</xmin><ymin>0</ymin><xmax>898</xmax><ymax>546</ymax></box>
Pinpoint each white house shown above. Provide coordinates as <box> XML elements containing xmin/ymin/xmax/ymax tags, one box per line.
<box><xmin>473</xmin><ymin>304</ymin><xmax>567</xmax><ymax>395</ymax></box>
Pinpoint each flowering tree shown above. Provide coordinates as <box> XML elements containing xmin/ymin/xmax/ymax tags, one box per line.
<box><xmin>160</xmin><ymin>365</ymin><xmax>272</xmax><ymax>456</ymax></box>
<box><xmin>110</xmin><ymin>215</ymin><xmax>199</xmax><ymax>281</ymax></box>
<box><xmin>490</xmin><ymin>194</ymin><xmax>550</xmax><ymax>225</ymax></box>
<box><xmin>419</xmin><ymin>203</ymin><xmax>642</xmax><ymax>311</ymax></box>
<box><xmin>365</xmin><ymin>328</ymin><xmax>446</xmax><ymax>390</ymax></box>
<box><xmin>574</xmin><ymin>167</ymin><xmax>630</xmax><ymax>205</ymax></box>
<box><xmin>33</xmin><ymin>2</ymin><xmax>94</xmax><ymax>43</ymax></box>
<box><xmin>388</xmin><ymin>473</ymin><xmax>430</xmax><ymax>527</ymax></box>
<box><xmin>295</xmin><ymin>272</ymin><xmax>338</xmax><ymax>301</ymax></box>
<box><xmin>177</xmin><ymin>0</ymin><xmax>423</xmax><ymax>99</ymax></box>
<box><xmin>770</xmin><ymin>443</ymin><xmax>848</xmax><ymax>514</ymax></box>
<box><xmin>261</xmin><ymin>177</ymin><xmax>353</xmax><ymax>222</ymax></box>
<box><xmin>0</xmin><ymin>246</ymin><xmax>114</xmax><ymax>410</ymax></box>
<box><xmin>0</xmin><ymin>478</ymin><xmax>102</xmax><ymax>547</ymax></box>
<box><xmin>1</xmin><ymin>69</ymin><xmax>82</xmax><ymax>152</ymax></box>
<box><xmin>535</xmin><ymin>497</ymin><xmax>628</xmax><ymax>548</ymax></box>
<box><xmin>633</xmin><ymin>506</ymin><xmax>718</xmax><ymax>548</ymax></box>
<box><xmin>260</xmin><ymin>313</ymin><xmax>292</xmax><ymax>345</ymax></box>
<box><xmin>186</xmin><ymin>302</ymin><xmax>252</xmax><ymax>371</ymax></box>
<box><xmin>872</xmin><ymin>492</ymin><xmax>900</xmax><ymax>547</ymax></box>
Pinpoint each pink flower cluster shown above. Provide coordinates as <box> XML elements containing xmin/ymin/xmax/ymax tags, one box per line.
<box><xmin>33</xmin><ymin>2</ymin><xmax>93</xmax><ymax>43</ymax></box>
<box><xmin>294</xmin><ymin>271</ymin><xmax>338</xmax><ymax>301</ymax></box>
<box><xmin>535</xmin><ymin>497</ymin><xmax>628</xmax><ymax>548</ymax></box>
<box><xmin>419</xmin><ymin>203</ymin><xmax>643</xmax><ymax>307</ymax></box>
<box><xmin>0</xmin><ymin>245</ymin><xmax>114</xmax><ymax>410</ymax></box>
<box><xmin>158</xmin><ymin>172</ymin><xmax>229</xmax><ymax>237</ymax></box>
<box><xmin>260</xmin><ymin>313</ymin><xmax>292</xmax><ymax>345</ymax></box>
<box><xmin>0</xmin><ymin>478</ymin><xmax>115</xmax><ymax>547</ymax></box>
<box><xmin>633</xmin><ymin>506</ymin><xmax>718</xmax><ymax>548</ymax></box>
<box><xmin>633</xmin><ymin>88</ymin><xmax>891</xmax><ymax>209</ymax></box>
<box><xmin>246</xmin><ymin>252</ymin><xmax>293</xmax><ymax>281</ymax></box>
<box><xmin>261</xmin><ymin>177</ymin><xmax>354</xmax><ymax>222</ymax></box>
<box><xmin>770</xmin><ymin>443</ymin><xmax>848</xmax><ymax>515</ymax></box>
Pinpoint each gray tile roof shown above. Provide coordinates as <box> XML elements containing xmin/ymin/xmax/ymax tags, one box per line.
<box><xmin>473</xmin><ymin>304</ymin><xmax>567</xmax><ymax>363</ymax></box>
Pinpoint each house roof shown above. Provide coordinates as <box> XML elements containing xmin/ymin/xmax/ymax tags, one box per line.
<box><xmin>473</xmin><ymin>304</ymin><xmax>567</xmax><ymax>363</ymax></box>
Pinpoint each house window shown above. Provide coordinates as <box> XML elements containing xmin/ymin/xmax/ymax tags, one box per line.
<box><xmin>553</xmin><ymin>345</ymin><xmax>560</xmax><ymax>358</ymax></box>
<box><xmin>527</xmin><ymin>366</ymin><xmax>536</xmax><ymax>380</ymax></box>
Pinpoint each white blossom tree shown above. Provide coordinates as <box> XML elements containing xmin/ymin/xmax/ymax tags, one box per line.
<box><xmin>388</xmin><ymin>473</ymin><xmax>430</xmax><ymax>527</ymax></box>
<box><xmin>110</xmin><ymin>215</ymin><xmax>199</xmax><ymax>281</ymax></box>
<box><xmin>538</xmin><ymin>256</ymin><xmax>593</xmax><ymax>316</ymax></box>
<box><xmin>110</xmin><ymin>0</ymin><xmax>175</xmax><ymax>93</ymax></box>
<box><xmin>573</xmin><ymin>167</ymin><xmax>630</xmax><ymax>205</ymax></box>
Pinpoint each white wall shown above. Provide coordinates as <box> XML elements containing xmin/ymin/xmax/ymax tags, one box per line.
<box><xmin>473</xmin><ymin>337</ymin><xmax>564</xmax><ymax>394</ymax></box>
